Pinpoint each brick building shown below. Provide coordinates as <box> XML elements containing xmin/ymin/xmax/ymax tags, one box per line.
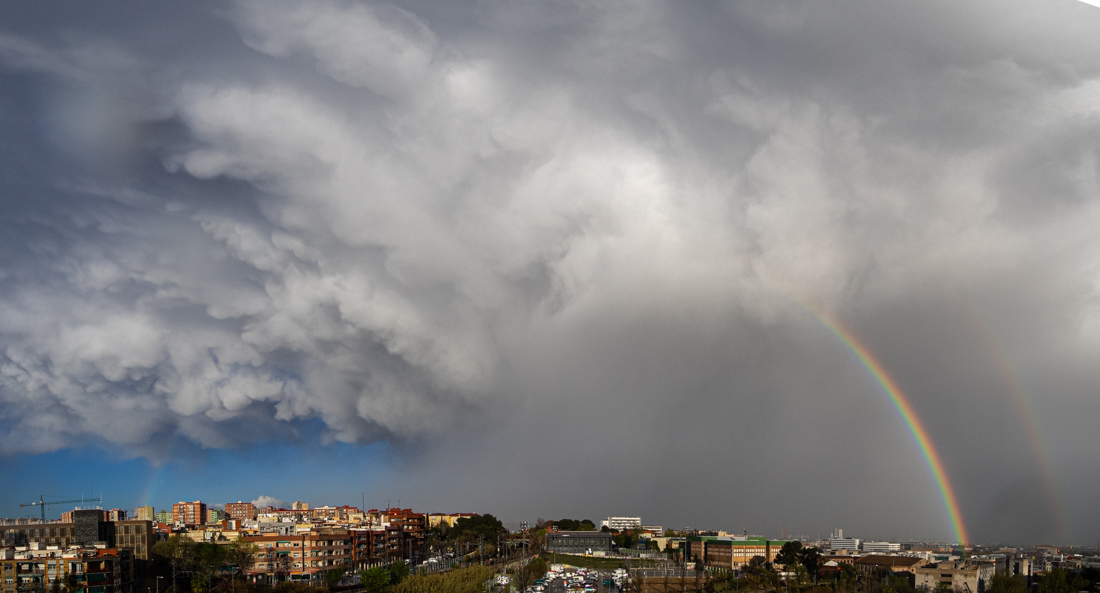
<box><xmin>381</xmin><ymin>509</ymin><xmax>426</xmax><ymax>558</ymax></box>
<box><xmin>241</xmin><ymin>529</ymin><xmax>351</xmax><ymax>584</ymax></box>
<box><xmin>171</xmin><ymin>502</ymin><xmax>207</xmax><ymax>528</ymax></box>
<box><xmin>225</xmin><ymin>502</ymin><xmax>256</xmax><ymax>521</ymax></box>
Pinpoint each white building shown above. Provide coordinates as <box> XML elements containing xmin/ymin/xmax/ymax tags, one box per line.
<box><xmin>601</xmin><ymin>517</ymin><xmax>642</xmax><ymax>531</ymax></box>
<box><xmin>863</xmin><ymin>541</ymin><xmax>901</xmax><ymax>553</ymax></box>
<box><xmin>830</xmin><ymin>529</ymin><xmax>859</xmax><ymax>552</ymax></box>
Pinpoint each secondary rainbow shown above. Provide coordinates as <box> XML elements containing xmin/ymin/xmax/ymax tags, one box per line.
<box><xmin>809</xmin><ymin>307</ymin><xmax>970</xmax><ymax>547</ymax></box>
<box><xmin>965</xmin><ymin>310</ymin><xmax>1067</xmax><ymax>541</ymax></box>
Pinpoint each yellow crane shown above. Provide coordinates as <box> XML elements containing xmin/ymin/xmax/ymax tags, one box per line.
<box><xmin>19</xmin><ymin>495</ymin><xmax>103</xmax><ymax>523</ymax></box>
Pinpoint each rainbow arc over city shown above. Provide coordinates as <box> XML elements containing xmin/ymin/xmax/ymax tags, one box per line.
<box><xmin>807</xmin><ymin>306</ymin><xmax>970</xmax><ymax>547</ymax></box>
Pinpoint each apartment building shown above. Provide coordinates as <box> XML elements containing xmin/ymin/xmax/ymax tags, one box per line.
<box><xmin>600</xmin><ymin>517</ymin><xmax>642</xmax><ymax>531</ymax></box>
<box><xmin>171</xmin><ymin>502</ymin><xmax>207</xmax><ymax>528</ymax></box>
<box><xmin>241</xmin><ymin>529</ymin><xmax>351</xmax><ymax>583</ymax></box>
<box><xmin>0</xmin><ymin>517</ymin><xmax>153</xmax><ymax>571</ymax></box>
<box><xmin>863</xmin><ymin>541</ymin><xmax>902</xmax><ymax>553</ymax></box>
<box><xmin>310</xmin><ymin>506</ymin><xmax>359</xmax><ymax>523</ymax></box>
<box><xmin>61</xmin><ymin>511</ymin><xmax>108</xmax><ymax>524</ymax></box>
<box><xmin>382</xmin><ymin>509</ymin><xmax>426</xmax><ymax>557</ymax></box>
<box><xmin>112</xmin><ymin>521</ymin><xmax>155</xmax><ymax>562</ymax></box>
<box><xmin>0</xmin><ymin>545</ymin><xmax>133</xmax><ymax>593</ymax></box>
<box><xmin>225</xmin><ymin>502</ymin><xmax>256</xmax><ymax>521</ymax></box>
<box><xmin>349</xmin><ymin>527</ymin><xmax>402</xmax><ymax>569</ymax></box>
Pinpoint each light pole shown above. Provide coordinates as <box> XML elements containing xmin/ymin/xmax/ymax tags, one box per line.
<box><xmin>155</xmin><ymin>576</ymin><xmax>163</xmax><ymax>593</ymax></box>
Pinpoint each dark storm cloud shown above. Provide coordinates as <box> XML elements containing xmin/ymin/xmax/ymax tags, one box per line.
<box><xmin>2</xmin><ymin>0</ymin><xmax>1100</xmax><ymax>544</ymax></box>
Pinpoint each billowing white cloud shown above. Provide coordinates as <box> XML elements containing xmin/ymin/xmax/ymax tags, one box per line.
<box><xmin>251</xmin><ymin>495</ymin><xmax>288</xmax><ymax>510</ymax></box>
<box><xmin>2</xmin><ymin>0</ymin><xmax>1100</xmax><ymax>543</ymax></box>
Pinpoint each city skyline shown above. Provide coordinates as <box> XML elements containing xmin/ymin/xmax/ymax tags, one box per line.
<box><xmin>2</xmin><ymin>0</ymin><xmax>1100</xmax><ymax>547</ymax></box>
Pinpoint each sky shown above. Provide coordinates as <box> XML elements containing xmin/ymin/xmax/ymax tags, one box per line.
<box><xmin>2</xmin><ymin>0</ymin><xmax>1100</xmax><ymax>547</ymax></box>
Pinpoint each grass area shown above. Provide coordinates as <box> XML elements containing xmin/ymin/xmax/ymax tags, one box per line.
<box><xmin>541</xmin><ymin>552</ymin><xmax>663</xmax><ymax>570</ymax></box>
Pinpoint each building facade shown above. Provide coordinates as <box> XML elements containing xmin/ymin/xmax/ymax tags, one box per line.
<box><xmin>914</xmin><ymin>561</ymin><xmax>996</xmax><ymax>593</ymax></box>
<box><xmin>0</xmin><ymin>545</ymin><xmax>133</xmax><ymax>593</ymax></box>
<box><xmin>545</xmin><ymin>532</ymin><xmax>613</xmax><ymax>556</ymax></box>
<box><xmin>224</xmin><ymin>502</ymin><xmax>256</xmax><ymax>521</ymax></box>
<box><xmin>171</xmin><ymin>502</ymin><xmax>207</xmax><ymax>528</ymax></box>
<box><xmin>863</xmin><ymin>541</ymin><xmax>902</xmax><ymax>554</ymax></box>
<box><xmin>693</xmin><ymin>537</ymin><xmax>786</xmax><ymax>570</ymax></box>
<box><xmin>241</xmin><ymin>529</ymin><xmax>352</xmax><ymax>584</ymax></box>
<box><xmin>600</xmin><ymin>517</ymin><xmax>642</xmax><ymax>531</ymax></box>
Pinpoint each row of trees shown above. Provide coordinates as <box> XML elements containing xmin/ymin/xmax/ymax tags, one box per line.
<box><xmin>429</xmin><ymin>514</ymin><xmax>506</xmax><ymax>542</ymax></box>
<box><xmin>383</xmin><ymin>565</ymin><xmax>494</xmax><ymax>593</ymax></box>
<box><xmin>551</xmin><ymin>519</ymin><xmax>597</xmax><ymax>532</ymax></box>
<box><xmin>152</xmin><ymin>536</ymin><xmax>259</xmax><ymax>593</ymax></box>
<box><xmin>358</xmin><ymin>561</ymin><xmax>409</xmax><ymax>593</ymax></box>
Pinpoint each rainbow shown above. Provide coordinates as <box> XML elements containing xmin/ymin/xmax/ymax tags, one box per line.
<box><xmin>966</xmin><ymin>311</ymin><xmax>1067</xmax><ymax>541</ymax></box>
<box><xmin>808</xmin><ymin>306</ymin><xmax>970</xmax><ymax>546</ymax></box>
<box><xmin>141</xmin><ymin>463</ymin><xmax>167</xmax><ymax>509</ymax></box>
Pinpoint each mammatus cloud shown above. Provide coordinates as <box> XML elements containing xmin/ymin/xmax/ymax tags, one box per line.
<box><xmin>2</xmin><ymin>0</ymin><xmax>1100</xmax><ymax>543</ymax></box>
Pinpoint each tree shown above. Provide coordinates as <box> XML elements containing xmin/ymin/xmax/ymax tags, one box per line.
<box><xmin>360</xmin><ymin>567</ymin><xmax>390</xmax><ymax>593</ymax></box>
<box><xmin>529</xmin><ymin>557</ymin><xmax>548</xmax><ymax>579</ymax></box>
<box><xmin>1036</xmin><ymin>568</ymin><xmax>1084</xmax><ymax>593</ymax></box>
<box><xmin>271</xmin><ymin>583</ymin><xmax>312</xmax><ymax>593</ymax></box>
<box><xmin>529</xmin><ymin>529</ymin><xmax>547</xmax><ymax>557</ymax></box>
<box><xmin>798</xmin><ymin>546</ymin><xmax>822</xmax><ymax>577</ymax></box>
<box><xmin>986</xmin><ymin>574</ymin><xmax>1028</xmax><ymax>593</ymax></box>
<box><xmin>614</xmin><ymin>532</ymin><xmax>638</xmax><ymax>550</ymax></box>
<box><xmin>388</xmin><ymin>561</ymin><xmax>409</xmax><ymax>586</ymax></box>
<box><xmin>775</xmin><ymin>542</ymin><xmax>804</xmax><ymax>568</ymax></box>
<box><xmin>450</xmin><ymin>515</ymin><xmax>506</xmax><ymax>541</ymax></box>
<box><xmin>190</xmin><ymin>543</ymin><xmax>228</xmax><ymax>593</ymax></box>
<box><xmin>323</xmin><ymin>569</ymin><xmax>345</xmax><ymax>590</ymax></box>
<box><xmin>225</xmin><ymin>541</ymin><xmax>258</xmax><ymax>580</ymax></box>
<box><xmin>513</xmin><ymin>564</ymin><xmax>536</xmax><ymax>591</ymax></box>
<box><xmin>389</xmin><ymin>566</ymin><xmax>494</xmax><ymax>593</ymax></box>
<box><xmin>63</xmin><ymin>573</ymin><xmax>81</xmax><ymax>593</ymax></box>
<box><xmin>153</xmin><ymin>535</ymin><xmax>198</xmax><ymax>593</ymax></box>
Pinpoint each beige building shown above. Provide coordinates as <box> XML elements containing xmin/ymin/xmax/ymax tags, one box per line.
<box><xmin>854</xmin><ymin>555</ymin><xmax>924</xmax><ymax>574</ymax></box>
<box><xmin>914</xmin><ymin>561</ymin><xmax>996</xmax><ymax>593</ymax></box>
<box><xmin>426</xmin><ymin>513</ymin><xmax>476</xmax><ymax>529</ymax></box>
<box><xmin>704</xmin><ymin>537</ymin><xmax>783</xmax><ymax>570</ymax></box>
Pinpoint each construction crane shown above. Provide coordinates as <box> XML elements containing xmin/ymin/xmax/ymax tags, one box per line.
<box><xmin>19</xmin><ymin>495</ymin><xmax>103</xmax><ymax>523</ymax></box>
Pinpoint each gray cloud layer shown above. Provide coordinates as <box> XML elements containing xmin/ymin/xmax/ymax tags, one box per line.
<box><xmin>2</xmin><ymin>0</ymin><xmax>1100</xmax><ymax>544</ymax></box>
